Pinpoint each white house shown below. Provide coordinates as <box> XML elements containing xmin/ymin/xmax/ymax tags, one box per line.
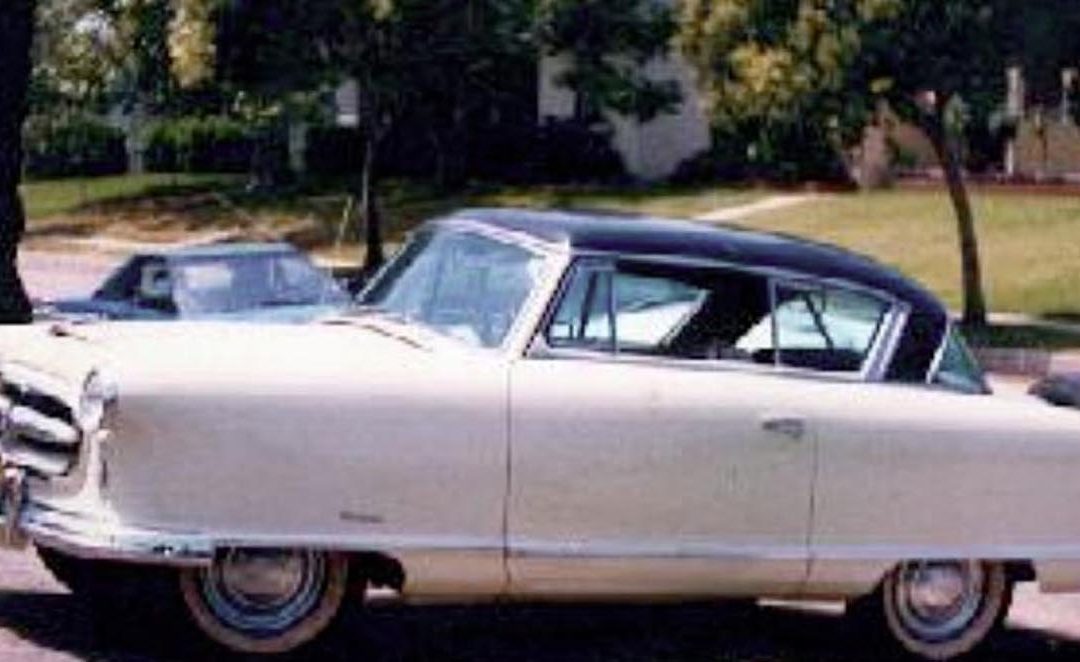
<box><xmin>538</xmin><ymin>52</ymin><xmax>712</xmax><ymax>181</ymax></box>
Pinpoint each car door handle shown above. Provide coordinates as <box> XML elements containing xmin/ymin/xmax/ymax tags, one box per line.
<box><xmin>760</xmin><ymin>415</ymin><xmax>806</xmax><ymax>441</ymax></box>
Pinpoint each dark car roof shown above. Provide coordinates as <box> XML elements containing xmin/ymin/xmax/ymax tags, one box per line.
<box><xmin>440</xmin><ymin>207</ymin><xmax>948</xmax><ymax>382</ymax></box>
<box><xmin>444</xmin><ymin>208</ymin><xmax>942</xmax><ymax>314</ymax></box>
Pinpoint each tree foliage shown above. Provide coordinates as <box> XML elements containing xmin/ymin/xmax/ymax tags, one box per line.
<box><xmin>678</xmin><ymin>0</ymin><xmax>1065</xmax><ymax>325</ymax></box>
<box><xmin>31</xmin><ymin>0</ymin><xmax>126</xmax><ymax>111</ymax></box>
<box><xmin>537</xmin><ymin>0</ymin><xmax>680</xmax><ymax>122</ymax></box>
<box><xmin>168</xmin><ymin>0</ymin><xmax>217</xmax><ymax>89</ymax></box>
<box><xmin>198</xmin><ymin>0</ymin><xmax>677</xmax><ymax>267</ymax></box>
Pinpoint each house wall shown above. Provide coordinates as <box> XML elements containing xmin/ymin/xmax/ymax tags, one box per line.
<box><xmin>538</xmin><ymin>53</ymin><xmax>711</xmax><ymax>181</ymax></box>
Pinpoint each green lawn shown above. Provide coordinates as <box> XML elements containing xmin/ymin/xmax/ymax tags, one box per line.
<box><xmin>728</xmin><ymin>189</ymin><xmax>1080</xmax><ymax>320</ymax></box>
<box><xmin>475</xmin><ymin>184</ymin><xmax>763</xmax><ymax>218</ymax></box>
<box><xmin>20</xmin><ymin>173</ymin><xmax>238</xmax><ymax>220</ymax></box>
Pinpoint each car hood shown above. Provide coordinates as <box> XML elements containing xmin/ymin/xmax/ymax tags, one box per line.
<box><xmin>0</xmin><ymin>317</ymin><xmax>476</xmax><ymax>396</ymax></box>
<box><xmin>51</xmin><ymin>298</ymin><xmax>345</xmax><ymax>323</ymax></box>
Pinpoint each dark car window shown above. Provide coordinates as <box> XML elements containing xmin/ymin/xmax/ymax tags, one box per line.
<box><xmin>172</xmin><ymin>252</ymin><xmax>346</xmax><ymax>316</ymax></box>
<box><xmin>752</xmin><ymin>283</ymin><xmax>890</xmax><ymax>372</ymax></box>
<box><xmin>545</xmin><ymin>260</ymin><xmax>890</xmax><ymax>375</ymax></box>
<box><xmin>134</xmin><ymin>258</ymin><xmax>179</xmax><ymax>314</ymax></box>
<box><xmin>94</xmin><ymin>256</ymin><xmax>148</xmax><ymax>301</ymax></box>
<box><xmin>547</xmin><ymin>260</ymin><xmax>771</xmax><ymax>362</ymax></box>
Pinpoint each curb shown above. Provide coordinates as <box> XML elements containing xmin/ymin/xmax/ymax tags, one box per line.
<box><xmin>974</xmin><ymin>348</ymin><xmax>1080</xmax><ymax>378</ymax></box>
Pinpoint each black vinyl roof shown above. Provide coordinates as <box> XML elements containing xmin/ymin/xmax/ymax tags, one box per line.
<box><xmin>440</xmin><ymin>207</ymin><xmax>948</xmax><ymax>382</ymax></box>
<box><xmin>444</xmin><ymin>207</ymin><xmax>943</xmax><ymax>316</ymax></box>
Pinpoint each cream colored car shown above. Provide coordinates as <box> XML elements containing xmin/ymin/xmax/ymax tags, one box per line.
<box><xmin>1</xmin><ymin>209</ymin><xmax>1078</xmax><ymax>659</ymax></box>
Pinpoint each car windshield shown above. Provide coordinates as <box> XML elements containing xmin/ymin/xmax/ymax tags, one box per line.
<box><xmin>358</xmin><ymin>229</ymin><xmax>547</xmax><ymax>348</ymax></box>
<box><xmin>172</xmin><ymin>252</ymin><xmax>348</xmax><ymax>315</ymax></box>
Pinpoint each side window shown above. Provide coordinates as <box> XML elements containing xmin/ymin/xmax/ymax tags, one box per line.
<box><xmin>547</xmin><ymin>265</ymin><xmax>613</xmax><ymax>349</ymax></box>
<box><xmin>766</xmin><ymin>283</ymin><xmax>889</xmax><ymax>372</ymax></box>
<box><xmin>546</xmin><ymin>260</ymin><xmax>771</xmax><ymax>361</ymax></box>
<box><xmin>932</xmin><ymin>327</ymin><xmax>989</xmax><ymax>394</ymax></box>
<box><xmin>135</xmin><ymin>258</ymin><xmax>178</xmax><ymax>314</ymax></box>
<box><xmin>613</xmin><ymin>273</ymin><xmax>705</xmax><ymax>350</ymax></box>
<box><xmin>543</xmin><ymin>259</ymin><xmax>893</xmax><ymax>375</ymax></box>
<box><xmin>94</xmin><ymin>257</ymin><xmax>146</xmax><ymax>301</ymax></box>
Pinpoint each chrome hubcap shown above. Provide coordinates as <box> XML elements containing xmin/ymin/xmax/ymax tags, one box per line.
<box><xmin>202</xmin><ymin>549</ymin><xmax>326</xmax><ymax>636</ymax></box>
<box><xmin>895</xmin><ymin>561</ymin><xmax>985</xmax><ymax>642</ymax></box>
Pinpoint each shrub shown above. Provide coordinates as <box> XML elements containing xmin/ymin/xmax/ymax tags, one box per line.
<box><xmin>23</xmin><ymin>115</ymin><xmax>128</xmax><ymax>178</ymax></box>
<box><xmin>144</xmin><ymin>116</ymin><xmax>255</xmax><ymax>173</ymax></box>
<box><xmin>529</xmin><ymin>118</ymin><xmax>626</xmax><ymax>184</ymax></box>
<box><xmin>672</xmin><ymin>121</ymin><xmax>852</xmax><ymax>186</ymax></box>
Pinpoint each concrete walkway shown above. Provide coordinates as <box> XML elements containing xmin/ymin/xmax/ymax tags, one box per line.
<box><xmin>696</xmin><ymin>194</ymin><xmax>819</xmax><ymax>222</ymax></box>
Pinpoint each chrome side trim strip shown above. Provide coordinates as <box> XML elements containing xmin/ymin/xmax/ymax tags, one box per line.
<box><xmin>509</xmin><ymin>539</ymin><xmax>808</xmax><ymax>561</ymax></box>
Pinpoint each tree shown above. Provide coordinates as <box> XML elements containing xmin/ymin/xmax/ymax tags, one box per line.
<box><xmin>679</xmin><ymin>0</ymin><xmax>1025</xmax><ymax>326</ymax></box>
<box><xmin>31</xmin><ymin>0</ymin><xmax>124</xmax><ymax>113</ymax></box>
<box><xmin>537</xmin><ymin>0</ymin><xmax>680</xmax><ymax>124</ymax></box>
<box><xmin>179</xmin><ymin>0</ymin><xmax>678</xmax><ymax>271</ymax></box>
<box><xmin>0</xmin><ymin>0</ymin><xmax>37</xmax><ymax>323</ymax></box>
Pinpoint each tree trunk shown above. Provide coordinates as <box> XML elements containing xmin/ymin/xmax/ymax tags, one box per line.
<box><xmin>359</xmin><ymin>136</ymin><xmax>384</xmax><ymax>273</ymax></box>
<box><xmin>0</xmin><ymin>0</ymin><xmax>35</xmax><ymax>324</ymax></box>
<box><xmin>926</xmin><ymin>110</ymin><xmax>988</xmax><ymax>327</ymax></box>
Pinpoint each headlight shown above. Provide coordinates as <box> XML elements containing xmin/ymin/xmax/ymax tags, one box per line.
<box><xmin>79</xmin><ymin>371</ymin><xmax>116</xmax><ymax>432</ymax></box>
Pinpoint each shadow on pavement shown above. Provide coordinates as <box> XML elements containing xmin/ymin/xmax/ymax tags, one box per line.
<box><xmin>0</xmin><ymin>592</ymin><xmax>1076</xmax><ymax>661</ymax></box>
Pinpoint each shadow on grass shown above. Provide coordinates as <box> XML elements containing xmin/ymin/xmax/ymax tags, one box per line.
<box><xmin>0</xmin><ymin>593</ymin><xmax>1075</xmax><ymax>662</ymax></box>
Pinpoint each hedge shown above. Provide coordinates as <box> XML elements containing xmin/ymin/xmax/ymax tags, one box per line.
<box><xmin>23</xmin><ymin>115</ymin><xmax>128</xmax><ymax>178</ymax></box>
<box><xmin>144</xmin><ymin>116</ymin><xmax>255</xmax><ymax>174</ymax></box>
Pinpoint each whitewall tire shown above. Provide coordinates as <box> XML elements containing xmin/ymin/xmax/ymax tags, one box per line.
<box><xmin>180</xmin><ymin>548</ymin><xmax>349</xmax><ymax>654</ymax></box>
<box><xmin>881</xmin><ymin>560</ymin><xmax>1011</xmax><ymax>660</ymax></box>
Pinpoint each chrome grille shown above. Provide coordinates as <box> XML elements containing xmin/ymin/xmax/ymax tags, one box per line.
<box><xmin>0</xmin><ymin>373</ymin><xmax>81</xmax><ymax>478</ymax></box>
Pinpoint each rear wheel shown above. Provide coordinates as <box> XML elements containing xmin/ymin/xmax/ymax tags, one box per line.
<box><xmin>880</xmin><ymin>560</ymin><xmax>1011</xmax><ymax>660</ymax></box>
<box><xmin>180</xmin><ymin>548</ymin><xmax>349</xmax><ymax>655</ymax></box>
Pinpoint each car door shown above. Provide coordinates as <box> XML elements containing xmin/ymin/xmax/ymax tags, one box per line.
<box><xmin>506</xmin><ymin>259</ymin><xmax>820</xmax><ymax>599</ymax></box>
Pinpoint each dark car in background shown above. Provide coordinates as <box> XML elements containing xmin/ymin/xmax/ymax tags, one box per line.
<box><xmin>47</xmin><ymin>242</ymin><xmax>350</xmax><ymax>323</ymax></box>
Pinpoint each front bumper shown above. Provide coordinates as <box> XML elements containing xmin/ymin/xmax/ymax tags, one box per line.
<box><xmin>0</xmin><ymin>466</ymin><xmax>212</xmax><ymax>567</ymax></box>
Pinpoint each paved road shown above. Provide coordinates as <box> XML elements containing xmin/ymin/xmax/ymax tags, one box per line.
<box><xmin>0</xmin><ymin>546</ymin><xmax>1077</xmax><ymax>661</ymax></box>
<box><xmin>7</xmin><ymin>249</ymin><xmax>1080</xmax><ymax>659</ymax></box>
<box><xmin>19</xmin><ymin>250</ymin><xmax>119</xmax><ymax>302</ymax></box>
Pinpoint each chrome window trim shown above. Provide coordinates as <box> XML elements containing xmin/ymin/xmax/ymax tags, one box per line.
<box><xmin>865</xmin><ymin>303</ymin><xmax>911</xmax><ymax>382</ymax></box>
<box><xmin>527</xmin><ymin>251</ymin><xmax>911</xmax><ymax>383</ymax></box>
<box><xmin>925</xmin><ymin>321</ymin><xmax>953</xmax><ymax>385</ymax></box>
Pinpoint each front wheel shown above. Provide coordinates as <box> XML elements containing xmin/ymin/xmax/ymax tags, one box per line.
<box><xmin>880</xmin><ymin>560</ymin><xmax>1011</xmax><ymax>660</ymax></box>
<box><xmin>179</xmin><ymin>548</ymin><xmax>349</xmax><ymax>655</ymax></box>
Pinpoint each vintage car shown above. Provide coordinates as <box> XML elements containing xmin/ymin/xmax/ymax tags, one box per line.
<box><xmin>45</xmin><ymin>242</ymin><xmax>349</xmax><ymax>323</ymax></box>
<box><xmin>0</xmin><ymin>208</ymin><xmax>1078</xmax><ymax>659</ymax></box>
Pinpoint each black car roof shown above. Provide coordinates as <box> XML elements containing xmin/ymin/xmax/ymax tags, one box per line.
<box><xmin>443</xmin><ymin>207</ymin><xmax>943</xmax><ymax>316</ymax></box>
